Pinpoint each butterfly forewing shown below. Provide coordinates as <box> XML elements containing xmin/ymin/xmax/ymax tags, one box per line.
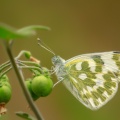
<box><xmin>62</xmin><ymin>51</ymin><xmax>120</xmax><ymax>110</ymax></box>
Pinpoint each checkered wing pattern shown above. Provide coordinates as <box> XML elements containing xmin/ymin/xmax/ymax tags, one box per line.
<box><xmin>62</xmin><ymin>51</ymin><xmax>120</xmax><ymax>110</ymax></box>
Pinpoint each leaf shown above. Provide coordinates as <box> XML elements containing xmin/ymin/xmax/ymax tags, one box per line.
<box><xmin>16</xmin><ymin>111</ymin><xmax>37</xmax><ymax>120</ymax></box>
<box><xmin>17</xmin><ymin>25</ymin><xmax>50</xmax><ymax>36</ymax></box>
<box><xmin>0</xmin><ymin>23</ymin><xmax>50</xmax><ymax>40</ymax></box>
<box><xmin>0</xmin><ymin>23</ymin><xmax>20</xmax><ymax>40</ymax></box>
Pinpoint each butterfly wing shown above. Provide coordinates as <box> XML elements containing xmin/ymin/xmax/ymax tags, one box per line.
<box><xmin>63</xmin><ymin>51</ymin><xmax>120</xmax><ymax>110</ymax></box>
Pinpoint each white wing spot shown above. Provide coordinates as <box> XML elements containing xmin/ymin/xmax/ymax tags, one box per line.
<box><xmin>102</xmin><ymin>66</ymin><xmax>109</xmax><ymax>73</ymax></box>
<box><xmin>102</xmin><ymin>91</ymin><xmax>109</xmax><ymax>98</ymax></box>
<box><xmin>96</xmin><ymin>80</ymin><xmax>104</xmax><ymax>86</ymax></box>
<box><xmin>87</xmin><ymin>86</ymin><xmax>93</xmax><ymax>92</ymax></box>
<box><xmin>111</xmin><ymin>87</ymin><xmax>116</xmax><ymax>90</ymax></box>
<box><xmin>83</xmin><ymin>88</ymin><xmax>87</xmax><ymax>94</ymax></box>
<box><xmin>95</xmin><ymin>74</ymin><xmax>104</xmax><ymax>86</ymax></box>
<box><xmin>90</xmin><ymin>66</ymin><xmax>96</xmax><ymax>72</ymax></box>
<box><xmin>95</xmin><ymin>73</ymin><xmax>104</xmax><ymax>80</ymax></box>
<box><xmin>89</xmin><ymin>61</ymin><xmax>96</xmax><ymax>72</ymax></box>
<box><xmin>76</xmin><ymin>62</ymin><xmax>82</xmax><ymax>70</ymax></box>
<box><xmin>89</xmin><ymin>98</ymin><xmax>96</xmax><ymax>108</ymax></box>
<box><xmin>79</xmin><ymin>73</ymin><xmax>87</xmax><ymax>80</ymax></box>
<box><xmin>111</xmin><ymin>77</ymin><xmax>118</xmax><ymax>82</ymax></box>
<box><xmin>93</xmin><ymin>85</ymin><xmax>99</xmax><ymax>89</ymax></box>
<box><xmin>97</xmin><ymin>98</ymin><xmax>103</xmax><ymax>104</ymax></box>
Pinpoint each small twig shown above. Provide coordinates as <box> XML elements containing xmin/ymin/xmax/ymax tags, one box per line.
<box><xmin>15</xmin><ymin>50</ymin><xmax>27</xmax><ymax>59</ymax></box>
<box><xmin>3</xmin><ymin>40</ymin><xmax>43</xmax><ymax>120</ymax></box>
<box><xmin>0</xmin><ymin>61</ymin><xmax>12</xmax><ymax>77</ymax></box>
<box><xmin>0</xmin><ymin>61</ymin><xmax>11</xmax><ymax>68</ymax></box>
<box><xmin>17</xmin><ymin>60</ymin><xmax>40</xmax><ymax>67</ymax></box>
<box><xmin>0</xmin><ymin>66</ymin><xmax>12</xmax><ymax>77</ymax></box>
<box><xmin>17</xmin><ymin>61</ymin><xmax>43</xmax><ymax>72</ymax></box>
<box><xmin>19</xmin><ymin>66</ymin><xmax>42</xmax><ymax>71</ymax></box>
<box><xmin>0</xmin><ymin>63</ymin><xmax>11</xmax><ymax>71</ymax></box>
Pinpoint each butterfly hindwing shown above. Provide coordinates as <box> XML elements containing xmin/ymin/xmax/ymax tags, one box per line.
<box><xmin>62</xmin><ymin>51</ymin><xmax>120</xmax><ymax>110</ymax></box>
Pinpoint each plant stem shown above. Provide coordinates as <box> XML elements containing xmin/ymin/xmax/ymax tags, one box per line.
<box><xmin>0</xmin><ymin>60</ymin><xmax>10</xmax><ymax>68</ymax></box>
<box><xmin>4</xmin><ymin>40</ymin><xmax>43</xmax><ymax>120</ymax></box>
<box><xmin>0</xmin><ymin>66</ymin><xmax>12</xmax><ymax>77</ymax></box>
<box><xmin>18</xmin><ymin>60</ymin><xmax>40</xmax><ymax>67</ymax></box>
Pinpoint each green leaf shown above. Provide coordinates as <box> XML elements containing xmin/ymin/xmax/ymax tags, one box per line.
<box><xmin>0</xmin><ymin>23</ymin><xmax>50</xmax><ymax>40</ymax></box>
<box><xmin>16</xmin><ymin>111</ymin><xmax>37</xmax><ymax>120</ymax></box>
<box><xmin>17</xmin><ymin>25</ymin><xmax>50</xmax><ymax>36</ymax></box>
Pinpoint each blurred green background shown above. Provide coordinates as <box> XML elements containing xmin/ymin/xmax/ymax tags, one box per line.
<box><xmin>0</xmin><ymin>0</ymin><xmax>120</xmax><ymax>120</ymax></box>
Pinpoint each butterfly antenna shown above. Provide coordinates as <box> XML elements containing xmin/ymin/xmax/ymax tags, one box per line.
<box><xmin>37</xmin><ymin>38</ymin><xmax>55</xmax><ymax>56</ymax></box>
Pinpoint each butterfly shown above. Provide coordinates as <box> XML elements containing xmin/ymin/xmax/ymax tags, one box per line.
<box><xmin>37</xmin><ymin>39</ymin><xmax>120</xmax><ymax>110</ymax></box>
<box><xmin>51</xmin><ymin>51</ymin><xmax>120</xmax><ymax>110</ymax></box>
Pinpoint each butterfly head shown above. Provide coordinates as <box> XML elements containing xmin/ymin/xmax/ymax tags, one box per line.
<box><xmin>51</xmin><ymin>56</ymin><xmax>66</xmax><ymax>78</ymax></box>
<box><xmin>51</xmin><ymin>56</ymin><xmax>65</xmax><ymax>66</ymax></box>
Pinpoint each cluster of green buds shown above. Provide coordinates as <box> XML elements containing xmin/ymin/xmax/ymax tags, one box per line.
<box><xmin>25</xmin><ymin>68</ymin><xmax>53</xmax><ymax>101</ymax></box>
<box><xmin>23</xmin><ymin>51</ymin><xmax>53</xmax><ymax>100</ymax></box>
<box><xmin>0</xmin><ymin>50</ymin><xmax>53</xmax><ymax>115</ymax></box>
<box><xmin>0</xmin><ymin>75</ymin><xmax>11</xmax><ymax>115</ymax></box>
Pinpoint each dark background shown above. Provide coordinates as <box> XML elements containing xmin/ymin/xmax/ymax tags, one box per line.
<box><xmin>0</xmin><ymin>0</ymin><xmax>120</xmax><ymax>120</ymax></box>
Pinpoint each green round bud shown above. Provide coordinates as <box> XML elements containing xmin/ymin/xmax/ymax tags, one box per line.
<box><xmin>25</xmin><ymin>79</ymin><xmax>39</xmax><ymax>101</ymax></box>
<box><xmin>24</xmin><ymin>51</ymin><xmax>31</xmax><ymax>59</ymax></box>
<box><xmin>31</xmin><ymin>75</ymin><xmax>53</xmax><ymax>97</ymax></box>
<box><xmin>0</xmin><ymin>75</ymin><xmax>9</xmax><ymax>82</ymax></box>
<box><xmin>0</xmin><ymin>75</ymin><xmax>11</xmax><ymax>89</ymax></box>
<box><xmin>2</xmin><ymin>82</ymin><xmax>11</xmax><ymax>89</ymax></box>
<box><xmin>0</xmin><ymin>84</ymin><xmax>12</xmax><ymax>103</ymax></box>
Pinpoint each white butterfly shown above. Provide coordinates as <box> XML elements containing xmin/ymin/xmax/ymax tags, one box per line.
<box><xmin>38</xmin><ymin>39</ymin><xmax>120</xmax><ymax>110</ymax></box>
<box><xmin>51</xmin><ymin>51</ymin><xmax>120</xmax><ymax>110</ymax></box>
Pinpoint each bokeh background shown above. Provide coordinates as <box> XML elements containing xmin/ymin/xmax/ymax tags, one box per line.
<box><xmin>0</xmin><ymin>0</ymin><xmax>120</xmax><ymax>120</ymax></box>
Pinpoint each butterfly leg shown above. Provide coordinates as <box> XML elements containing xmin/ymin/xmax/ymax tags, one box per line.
<box><xmin>53</xmin><ymin>77</ymin><xmax>64</xmax><ymax>87</ymax></box>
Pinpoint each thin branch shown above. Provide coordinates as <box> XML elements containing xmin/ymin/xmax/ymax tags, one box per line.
<box><xmin>0</xmin><ymin>62</ymin><xmax>11</xmax><ymax>71</ymax></box>
<box><xmin>0</xmin><ymin>60</ymin><xmax>11</xmax><ymax>68</ymax></box>
<box><xmin>17</xmin><ymin>60</ymin><xmax>40</xmax><ymax>67</ymax></box>
<box><xmin>17</xmin><ymin>61</ymin><xmax>43</xmax><ymax>73</ymax></box>
<box><xmin>19</xmin><ymin>66</ymin><xmax>42</xmax><ymax>71</ymax></box>
<box><xmin>15</xmin><ymin>50</ymin><xmax>27</xmax><ymax>59</ymax></box>
<box><xmin>3</xmin><ymin>40</ymin><xmax>44</xmax><ymax>120</ymax></box>
<box><xmin>0</xmin><ymin>66</ymin><xmax>12</xmax><ymax>77</ymax></box>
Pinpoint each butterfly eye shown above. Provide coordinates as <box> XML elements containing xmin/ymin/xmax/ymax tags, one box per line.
<box><xmin>52</xmin><ymin>56</ymin><xmax>63</xmax><ymax>65</ymax></box>
<box><xmin>51</xmin><ymin>56</ymin><xmax>58</xmax><ymax>65</ymax></box>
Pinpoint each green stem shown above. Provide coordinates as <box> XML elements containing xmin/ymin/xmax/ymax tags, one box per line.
<box><xmin>15</xmin><ymin>50</ymin><xmax>28</xmax><ymax>59</ymax></box>
<box><xmin>0</xmin><ymin>66</ymin><xmax>12</xmax><ymax>77</ymax></box>
<box><xmin>0</xmin><ymin>60</ymin><xmax>10</xmax><ymax>68</ymax></box>
<box><xmin>0</xmin><ymin>62</ymin><xmax>11</xmax><ymax>71</ymax></box>
<box><xmin>0</xmin><ymin>61</ymin><xmax>12</xmax><ymax>77</ymax></box>
<box><xmin>17</xmin><ymin>60</ymin><xmax>40</xmax><ymax>67</ymax></box>
<box><xmin>4</xmin><ymin>40</ymin><xmax>43</xmax><ymax>120</ymax></box>
<box><xmin>19</xmin><ymin>66</ymin><xmax>42</xmax><ymax>71</ymax></box>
